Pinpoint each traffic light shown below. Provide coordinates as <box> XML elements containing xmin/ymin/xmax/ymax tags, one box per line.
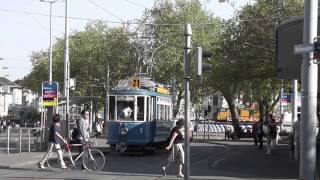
<box><xmin>195</xmin><ymin>47</ymin><xmax>213</xmax><ymax>76</ymax></box>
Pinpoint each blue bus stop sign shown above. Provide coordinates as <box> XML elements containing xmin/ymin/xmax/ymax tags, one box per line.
<box><xmin>42</xmin><ymin>81</ymin><xmax>59</xmax><ymax>107</ymax></box>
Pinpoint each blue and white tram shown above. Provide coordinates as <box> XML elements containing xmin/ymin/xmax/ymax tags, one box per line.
<box><xmin>106</xmin><ymin>76</ymin><xmax>175</xmax><ymax>152</ymax></box>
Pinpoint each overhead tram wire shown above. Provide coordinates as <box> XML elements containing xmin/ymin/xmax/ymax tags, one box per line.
<box><xmin>0</xmin><ymin>8</ymin><xmax>294</xmax><ymax>27</ymax></box>
<box><xmin>15</xmin><ymin>0</ymin><xmax>48</xmax><ymax>32</ymax></box>
<box><xmin>0</xmin><ymin>8</ymin><xmax>124</xmax><ymax>24</ymax></box>
<box><xmin>121</xmin><ymin>0</ymin><xmax>149</xmax><ymax>9</ymax></box>
<box><xmin>86</xmin><ymin>0</ymin><xmax>124</xmax><ymax>23</ymax></box>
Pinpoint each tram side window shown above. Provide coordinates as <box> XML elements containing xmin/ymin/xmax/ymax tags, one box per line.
<box><xmin>137</xmin><ymin>97</ymin><xmax>144</xmax><ymax>121</ymax></box>
<box><xmin>117</xmin><ymin>101</ymin><xmax>134</xmax><ymax>121</ymax></box>
<box><xmin>146</xmin><ymin>97</ymin><xmax>150</xmax><ymax>121</ymax></box>
<box><xmin>109</xmin><ymin>96</ymin><xmax>115</xmax><ymax>120</ymax></box>
<box><xmin>160</xmin><ymin>104</ymin><xmax>165</xmax><ymax>121</ymax></box>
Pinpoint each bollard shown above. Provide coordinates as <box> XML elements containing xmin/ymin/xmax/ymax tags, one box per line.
<box><xmin>28</xmin><ymin>129</ymin><xmax>31</xmax><ymax>152</ymax></box>
<box><xmin>7</xmin><ymin>127</ymin><xmax>10</xmax><ymax>155</ymax></box>
<box><xmin>19</xmin><ymin>128</ymin><xmax>22</xmax><ymax>154</ymax></box>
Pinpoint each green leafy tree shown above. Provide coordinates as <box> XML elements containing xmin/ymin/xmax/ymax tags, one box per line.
<box><xmin>21</xmin><ymin>22</ymin><xmax>135</xmax><ymax>111</ymax></box>
<box><xmin>212</xmin><ymin>0</ymin><xmax>303</xmax><ymax>126</ymax></box>
<box><xmin>140</xmin><ymin>0</ymin><xmax>220</xmax><ymax>117</ymax></box>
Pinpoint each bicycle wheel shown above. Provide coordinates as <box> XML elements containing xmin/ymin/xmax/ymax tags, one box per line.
<box><xmin>47</xmin><ymin>151</ymin><xmax>61</xmax><ymax>169</ymax></box>
<box><xmin>82</xmin><ymin>149</ymin><xmax>105</xmax><ymax>171</ymax></box>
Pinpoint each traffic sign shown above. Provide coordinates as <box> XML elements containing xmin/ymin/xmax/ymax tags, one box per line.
<box><xmin>294</xmin><ymin>43</ymin><xmax>314</xmax><ymax>54</ymax></box>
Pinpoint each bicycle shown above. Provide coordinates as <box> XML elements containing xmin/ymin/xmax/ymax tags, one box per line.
<box><xmin>46</xmin><ymin>140</ymin><xmax>105</xmax><ymax>171</ymax></box>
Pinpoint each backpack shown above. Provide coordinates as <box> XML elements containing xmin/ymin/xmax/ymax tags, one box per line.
<box><xmin>71</xmin><ymin>127</ymin><xmax>79</xmax><ymax>140</ymax></box>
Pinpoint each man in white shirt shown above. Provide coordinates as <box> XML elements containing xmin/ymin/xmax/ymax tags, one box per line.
<box><xmin>76</xmin><ymin>110</ymin><xmax>90</xmax><ymax>171</ymax></box>
<box><xmin>122</xmin><ymin>106</ymin><xmax>132</xmax><ymax>118</ymax></box>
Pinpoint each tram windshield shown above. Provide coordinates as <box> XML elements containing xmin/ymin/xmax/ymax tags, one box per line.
<box><xmin>109</xmin><ymin>95</ymin><xmax>148</xmax><ymax>121</ymax></box>
<box><xmin>116</xmin><ymin>97</ymin><xmax>134</xmax><ymax>121</ymax></box>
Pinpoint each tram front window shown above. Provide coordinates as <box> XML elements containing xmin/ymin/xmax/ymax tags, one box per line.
<box><xmin>117</xmin><ymin>100</ymin><xmax>134</xmax><ymax>121</ymax></box>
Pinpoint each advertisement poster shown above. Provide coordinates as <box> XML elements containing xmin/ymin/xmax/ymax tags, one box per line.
<box><xmin>42</xmin><ymin>82</ymin><xmax>58</xmax><ymax>107</ymax></box>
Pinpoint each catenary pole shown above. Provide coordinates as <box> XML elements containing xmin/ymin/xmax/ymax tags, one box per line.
<box><xmin>292</xmin><ymin>79</ymin><xmax>299</xmax><ymax>161</ymax></box>
<box><xmin>292</xmin><ymin>79</ymin><xmax>298</xmax><ymax>127</ymax></box>
<box><xmin>280</xmin><ymin>79</ymin><xmax>283</xmax><ymax>131</ymax></box>
<box><xmin>105</xmin><ymin>65</ymin><xmax>109</xmax><ymax>135</ymax></box>
<box><xmin>300</xmin><ymin>0</ymin><xmax>318</xmax><ymax>179</ymax></box>
<box><xmin>63</xmin><ymin>0</ymin><xmax>70</xmax><ymax>138</ymax></box>
<box><xmin>184</xmin><ymin>23</ymin><xmax>191</xmax><ymax>180</ymax></box>
<box><xmin>40</xmin><ymin>0</ymin><xmax>57</xmax><ymax>149</ymax></box>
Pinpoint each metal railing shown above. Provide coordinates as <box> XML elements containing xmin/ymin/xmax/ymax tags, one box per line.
<box><xmin>0</xmin><ymin>127</ymin><xmax>44</xmax><ymax>154</ymax></box>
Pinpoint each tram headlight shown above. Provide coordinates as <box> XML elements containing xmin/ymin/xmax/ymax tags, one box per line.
<box><xmin>120</xmin><ymin>127</ymin><xmax>128</xmax><ymax>135</ymax></box>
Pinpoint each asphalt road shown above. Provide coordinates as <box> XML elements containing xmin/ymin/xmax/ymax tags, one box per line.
<box><xmin>0</xmin><ymin>140</ymin><xmax>310</xmax><ymax>180</ymax></box>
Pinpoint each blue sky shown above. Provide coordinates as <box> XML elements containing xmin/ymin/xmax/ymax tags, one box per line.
<box><xmin>0</xmin><ymin>0</ymin><xmax>251</xmax><ymax>81</ymax></box>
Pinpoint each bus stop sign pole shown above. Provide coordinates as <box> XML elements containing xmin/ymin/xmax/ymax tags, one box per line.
<box><xmin>300</xmin><ymin>0</ymin><xmax>318</xmax><ymax>179</ymax></box>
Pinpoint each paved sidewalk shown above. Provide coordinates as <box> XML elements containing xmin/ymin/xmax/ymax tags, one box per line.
<box><xmin>0</xmin><ymin>138</ymin><xmax>109</xmax><ymax>169</ymax></box>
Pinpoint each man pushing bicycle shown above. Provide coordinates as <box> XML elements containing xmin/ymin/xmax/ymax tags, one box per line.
<box><xmin>75</xmin><ymin>110</ymin><xmax>90</xmax><ymax>171</ymax></box>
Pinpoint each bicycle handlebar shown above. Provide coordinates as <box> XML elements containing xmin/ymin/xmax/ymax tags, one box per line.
<box><xmin>63</xmin><ymin>140</ymin><xmax>97</xmax><ymax>151</ymax></box>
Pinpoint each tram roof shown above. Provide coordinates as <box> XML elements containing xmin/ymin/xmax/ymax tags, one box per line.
<box><xmin>112</xmin><ymin>74</ymin><xmax>171</xmax><ymax>98</ymax></box>
<box><xmin>109</xmin><ymin>88</ymin><xmax>171</xmax><ymax>98</ymax></box>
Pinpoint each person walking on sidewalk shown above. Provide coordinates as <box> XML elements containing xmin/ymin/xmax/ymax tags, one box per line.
<box><xmin>256</xmin><ymin>119</ymin><xmax>264</xmax><ymax>150</ymax></box>
<box><xmin>38</xmin><ymin>114</ymin><xmax>67</xmax><ymax>169</ymax></box>
<box><xmin>161</xmin><ymin>119</ymin><xmax>185</xmax><ymax>178</ymax></box>
<box><xmin>76</xmin><ymin>110</ymin><xmax>90</xmax><ymax>171</ymax></box>
<box><xmin>266</xmin><ymin>116</ymin><xmax>277</xmax><ymax>155</ymax></box>
<box><xmin>252</xmin><ymin>121</ymin><xmax>258</xmax><ymax>146</ymax></box>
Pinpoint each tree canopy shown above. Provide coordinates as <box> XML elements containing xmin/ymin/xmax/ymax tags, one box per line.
<box><xmin>20</xmin><ymin>0</ymin><xmax>304</xmax><ymax>121</ymax></box>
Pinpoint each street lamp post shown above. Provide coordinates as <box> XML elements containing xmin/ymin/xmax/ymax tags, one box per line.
<box><xmin>64</xmin><ymin>0</ymin><xmax>70</xmax><ymax>138</ymax></box>
<box><xmin>40</xmin><ymin>0</ymin><xmax>58</xmax><ymax>83</ymax></box>
<box><xmin>184</xmin><ymin>23</ymin><xmax>192</xmax><ymax>180</ymax></box>
<box><xmin>40</xmin><ymin>0</ymin><xmax>59</xmax><ymax>150</ymax></box>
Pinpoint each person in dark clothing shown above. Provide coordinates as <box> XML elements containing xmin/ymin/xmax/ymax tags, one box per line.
<box><xmin>38</xmin><ymin>114</ymin><xmax>67</xmax><ymax>170</ymax></box>
<box><xmin>252</xmin><ymin>121</ymin><xmax>258</xmax><ymax>146</ymax></box>
<box><xmin>162</xmin><ymin>119</ymin><xmax>185</xmax><ymax>178</ymax></box>
<box><xmin>256</xmin><ymin>119</ymin><xmax>264</xmax><ymax>150</ymax></box>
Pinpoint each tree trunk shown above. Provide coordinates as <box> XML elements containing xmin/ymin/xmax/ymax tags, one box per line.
<box><xmin>258</xmin><ymin>99</ymin><xmax>270</xmax><ymax>123</ymax></box>
<box><xmin>173</xmin><ymin>90</ymin><xmax>183</xmax><ymax>118</ymax></box>
<box><xmin>225</xmin><ymin>97</ymin><xmax>239</xmax><ymax>127</ymax></box>
<box><xmin>258</xmin><ymin>100</ymin><xmax>264</xmax><ymax>122</ymax></box>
